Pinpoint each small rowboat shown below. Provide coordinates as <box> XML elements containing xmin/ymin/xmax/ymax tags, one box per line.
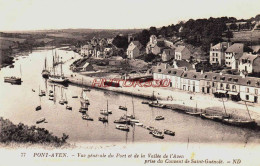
<box><xmin>35</xmin><ymin>106</ymin><xmax>41</xmax><ymax>111</ymax></box>
<box><xmin>99</xmin><ymin>117</ymin><xmax>108</xmax><ymax>123</ymax></box>
<box><xmin>36</xmin><ymin>117</ymin><xmax>45</xmax><ymax>124</ymax></box>
<box><xmin>151</xmin><ymin>130</ymin><xmax>164</xmax><ymax>139</ymax></box>
<box><xmin>82</xmin><ymin>114</ymin><xmax>93</xmax><ymax>121</ymax></box>
<box><xmin>119</xmin><ymin>106</ymin><xmax>127</xmax><ymax>111</ymax></box>
<box><xmin>164</xmin><ymin>129</ymin><xmax>175</xmax><ymax>136</ymax></box>
<box><xmin>116</xmin><ymin>125</ymin><xmax>130</xmax><ymax>132</ymax></box>
<box><xmin>66</xmin><ymin>106</ymin><xmax>72</xmax><ymax>110</ymax></box>
<box><xmin>155</xmin><ymin>116</ymin><xmax>164</xmax><ymax>120</ymax></box>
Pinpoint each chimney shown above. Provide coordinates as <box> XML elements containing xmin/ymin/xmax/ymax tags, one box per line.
<box><xmin>210</xmin><ymin>43</ymin><xmax>213</xmax><ymax>48</ymax></box>
<box><xmin>219</xmin><ymin>72</ymin><xmax>223</xmax><ymax>75</ymax></box>
<box><xmin>201</xmin><ymin>70</ymin><xmax>204</xmax><ymax>75</ymax></box>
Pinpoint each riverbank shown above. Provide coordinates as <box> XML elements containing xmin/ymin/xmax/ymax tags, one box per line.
<box><xmin>0</xmin><ymin>117</ymin><xmax>69</xmax><ymax>147</ymax></box>
<box><xmin>67</xmin><ymin>71</ymin><xmax>260</xmax><ymax>126</ymax></box>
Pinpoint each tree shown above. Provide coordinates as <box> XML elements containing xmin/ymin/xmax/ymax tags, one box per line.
<box><xmin>226</xmin><ymin>30</ymin><xmax>233</xmax><ymax>41</ymax></box>
<box><xmin>149</xmin><ymin>27</ymin><xmax>157</xmax><ymax>36</ymax></box>
<box><xmin>230</xmin><ymin>23</ymin><xmax>238</xmax><ymax>31</ymax></box>
<box><xmin>136</xmin><ymin>30</ymin><xmax>150</xmax><ymax>46</ymax></box>
<box><xmin>112</xmin><ymin>35</ymin><xmax>128</xmax><ymax>49</ymax></box>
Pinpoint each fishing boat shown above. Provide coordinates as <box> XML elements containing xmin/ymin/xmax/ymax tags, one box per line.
<box><xmin>72</xmin><ymin>95</ymin><xmax>78</xmax><ymax>98</ymax></box>
<box><xmin>80</xmin><ymin>78</ymin><xmax>90</xmax><ymax>110</ymax></box>
<box><xmin>141</xmin><ymin>101</ymin><xmax>149</xmax><ymax>104</ymax></box>
<box><xmin>164</xmin><ymin>129</ymin><xmax>175</xmax><ymax>136</ymax></box>
<box><xmin>100</xmin><ymin>109</ymin><xmax>112</xmax><ymax>115</ymax></box>
<box><xmin>79</xmin><ymin>108</ymin><xmax>87</xmax><ymax>113</ymax></box>
<box><xmin>151</xmin><ymin>130</ymin><xmax>164</xmax><ymax>139</ymax></box>
<box><xmin>83</xmin><ymin>88</ymin><xmax>91</xmax><ymax>92</ymax></box>
<box><xmin>4</xmin><ymin>76</ymin><xmax>22</xmax><ymax>84</ymax></box>
<box><xmin>66</xmin><ymin>105</ymin><xmax>72</xmax><ymax>110</ymax></box>
<box><xmin>114</xmin><ymin>117</ymin><xmax>130</xmax><ymax>124</ymax></box>
<box><xmin>39</xmin><ymin>89</ymin><xmax>46</xmax><ymax>97</ymax></box>
<box><xmin>49</xmin><ymin>90</ymin><xmax>53</xmax><ymax>93</ymax></box>
<box><xmin>147</xmin><ymin>126</ymin><xmax>155</xmax><ymax>131</ymax></box>
<box><xmin>100</xmin><ymin>100</ymin><xmax>112</xmax><ymax>116</ymax></box>
<box><xmin>82</xmin><ymin>114</ymin><xmax>93</xmax><ymax>121</ymax></box>
<box><xmin>185</xmin><ymin>102</ymin><xmax>202</xmax><ymax>116</ymax></box>
<box><xmin>186</xmin><ymin>111</ymin><xmax>202</xmax><ymax>116</ymax></box>
<box><xmin>98</xmin><ymin>116</ymin><xmax>108</xmax><ymax>123</ymax></box>
<box><xmin>49</xmin><ymin>50</ymin><xmax>68</xmax><ymax>84</ymax></box>
<box><xmin>32</xmin><ymin>89</ymin><xmax>35</xmax><ymax>92</ymax></box>
<box><xmin>49</xmin><ymin>96</ymin><xmax>54</xmax><ymax>100</ymax></box>
<box><xmin>222</xmin><ymin>118</ymin><xmax>257</xmax><ymax>128</ymax></box>
<box><xmin>119</xmin><ymin>106</ymin><xmax>127</xmax><ymax>111</ymax></box>
<box><xmin>127</xmin><ymin>97</ymin><xmax>138</xmax><ymax>121</ymax></box>
<box><xmin>155</xmin><ymin>116</ymin><xmax>164</xmax><ymax>120</ymax></box>
<box><xmin>129</xmin><ymin>119</ymin><xmax>139</xmax><ymax>123</ymax></box>
<box><xmin>41</xmin><ymin>57</ymin><xmax>50</xmax><ymax>78</ymax></box>
<box><xmin>116</xmin><ymin>124</ymin><xmax>130</xmax><ymax>132</ymax></box>
<box><xmin>149</xmin><ymin>102</ymin><xmax>166</xmax><ymax>108</ymax></box>
<box><xmin>135</xmin><ymin>122</ymin><xmax>143</xmax><ymax>126</ymax></box>
<box><xmin>222</xmin><ymin>101</ymin><xmax>257</xmax><ymax>128</ymax></box>
<box><xmin>4</xmin><ymin>65</ymin><xmax>22</xmax><ymax>84</ymax></box>
<box><xmin>36</xmin><ymin>117</ymin><xmax>45</xmax><ymax>124</ymax></box>
<box><xmin>200</xmin><ymin>113</ymin><xmax>224</xmax><ymax>121</ymax></box>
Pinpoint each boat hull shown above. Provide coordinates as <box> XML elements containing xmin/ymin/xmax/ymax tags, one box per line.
<box><xmin>222</xmin><ymin>118</ymin><xmax>257</xmax><ymax>128</ymax></box>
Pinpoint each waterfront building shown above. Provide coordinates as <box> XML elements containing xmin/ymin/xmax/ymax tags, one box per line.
<box><xmin>180</xmin><ymin>71</ymin><xmax>200</xmax><ymax>93</ymax></box>
<box><xmin>209</xmin><ymin>42</ymin><xmax>230</xmax><ymax>65</ymax></box>
<box><xmin>151</xmin><ymin>65</ymin><xmax>260</xmax><ymax>103</ymax></box>
<box><xmin>199</xmin><ymin>72</ymin><xmax>215</xmax><ymax>94</ymax></box>
<box><xmin>211</xmin><ymin>73</ymin><xmax>242</xmax><ymax>101</ymax></box>
<box><xmin>174</xmin><ymin>45</ymin><xmax>191</xmax><ymax>61</ymax></box>
<box><xmin>239</xmin><ymin>77</ymin><xmax>260</xmax><ymax>103</ymax></box>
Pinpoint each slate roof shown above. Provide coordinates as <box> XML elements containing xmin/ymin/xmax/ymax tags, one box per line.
<box><xmin>226</xmin><ymin>43</ymin><xmax>244</xmax><ymax>53</ymax></box>
<box><xmin>175</xmin><ymin>60</ymin><xmax>194</xmax><ymax>70</ymax></box>
<box><xmin>240</xmin><ymin>53</ymin><xmax>258</xmax><ymax>62</ymax></box>
<box><xmin>175</xmin><ymin>45</ymin><xmax>186</xmax><ymax>53</ymax></box>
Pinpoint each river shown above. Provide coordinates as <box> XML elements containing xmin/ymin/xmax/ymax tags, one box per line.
<box><xmin>0</xmin><ymin>48</ymin><xmax>259</xmax><ymax>144</ymax></box>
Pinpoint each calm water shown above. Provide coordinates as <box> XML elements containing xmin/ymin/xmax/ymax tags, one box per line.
<box><xmin>0</xmin><ymin>48</ymin><xmax>260</xmax><ymax>144</ymax></box>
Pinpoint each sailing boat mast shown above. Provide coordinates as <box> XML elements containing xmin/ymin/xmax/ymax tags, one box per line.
<box><xmin>132</xmin><ymin>97</ymin><xmax>135</xmax><ymax>118</ymax></box>
<box><xmin>222</xmin><ymin>98</ymin><xmax>227</xmax><ymax>116</ymax></box>
<box><xmin>20</xmin><ymin>64</ymin><xmax>22</xmax><ymax>77</ymax></box>
<box><xmin>244</xmin><ymin>101</ymin><xmax>252</xmax><ymax>120</ymax></box>
<box><xmin>60</xmin><ymin>57</ymin><xmax>63</xmax><ymax>76</ymax></box>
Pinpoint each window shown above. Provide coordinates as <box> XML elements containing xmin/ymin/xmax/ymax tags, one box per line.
<box><xmin>226</xmin><ymin>84</ymin><xmax>230</xmax><ymax>89</ymax></box>
<box><xmin>247</xmin><ymin>80</ymin><xmax>251</xmax><ymax>85</ymax></box>
<box><xmin>228</xmin><ymin>78</ymin><xmax>232</xmax><ymax>81</ymax></box>
<box><xmin>246</xmin><ymin>95</ymin><xmax>249</xmax><ymax>100</ymax></box>
<box><xmin>232</xmin><ymin>85</ymin><xmax>236</xmax><ymax>90</ymax></box>
<box><xmin>207</xmin><ymin>81</ymin><xmax>210</xmax><ymax>86</ymax></box>
<box><xmin>246</xmin><ymin>88</ymin><xmax>249</xmax><ymax>93</ymax></box>
<box><xmin>213</xmin><ymin>82</ymin><xmax>215</xmax><ymax>87</ymax></box>
<box><xmin>255</xmin><ymin>89</ymin><xmax>258</xmax><ymax>95</ymax></box>
<box><xmin>220</xmin><ymin>83</ymin><xmax>223</xmax><ymax>87</ymax></box>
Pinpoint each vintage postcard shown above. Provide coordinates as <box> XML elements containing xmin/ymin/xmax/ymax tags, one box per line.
<box><xmin>0</xmin><ymin>0</ymin><xmax>260</xmax><ymax>165</ymax></box>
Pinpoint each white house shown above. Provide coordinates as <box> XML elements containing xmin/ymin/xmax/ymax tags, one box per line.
<box><xmin>225</xmin><ymin>43</ymin><xmax>244</xmax><ymax>69</ymax></box>
<box><xmin>127</xmin><ymin>41</ymin><xmax>142</xmax><ymax>59</ymax></box>
<box><xmin>175</xmin><ymin>46</ymin><xmax>191</xmax><ymax>61</ymax></box>
<box><xmin>239</xmin><ymin>53</ymin><xmax>258</xmax><ymax>74</ymax></box>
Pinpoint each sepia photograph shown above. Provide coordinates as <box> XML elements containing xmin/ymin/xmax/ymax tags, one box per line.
<box><xmin>0</xmin><ymin>0</ymin><xmax>260</xmax><ymax>165</ymax></box>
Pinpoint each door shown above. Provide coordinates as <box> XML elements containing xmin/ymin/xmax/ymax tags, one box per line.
<box><xmin>254</xmin><ymin>96</ymin><xmax>258</xmax><ymax>103</ymax></box>
<box><xmin>202</xmin><ymin>87</ymin><xmax>205</xmax><ymax>93</ymax></box>
<box><xmin>207</xmin><ymin>87</ymin><xmax>210</xmax><ymax>93</ymax></box>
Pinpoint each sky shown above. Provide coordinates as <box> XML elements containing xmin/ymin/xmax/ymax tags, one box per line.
<box><xmin>0</xmin><ymin>0</ymin><xmax>260</xmax><ymax>31</ymax></box>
